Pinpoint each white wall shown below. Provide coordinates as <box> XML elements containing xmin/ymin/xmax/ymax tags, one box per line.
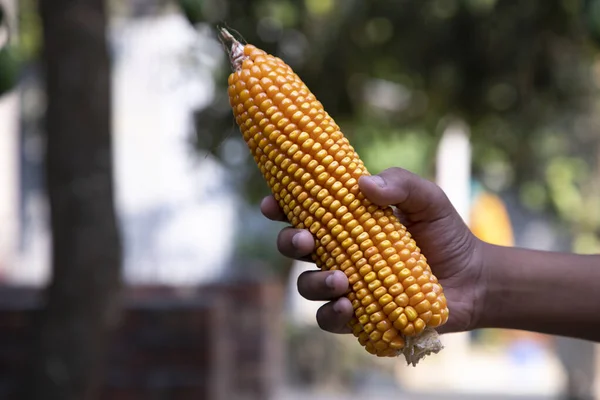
<box><xmin>0</xmin><ymin>91</ymin><xmax>19</xmax><ymax>281</ymax></box>
<box><xmin>111</xmin><ymin>14</ymin><xmax>237</xmax><ymax>285</ymax></box>
<box><xmin>0</xmin><ymin>0</ymin><xmax>20</xmax><ymax>281</ymax></box>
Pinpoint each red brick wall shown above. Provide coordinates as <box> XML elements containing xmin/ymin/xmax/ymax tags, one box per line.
<box><xmin>0</xmin><ymin>280</ymin><xmax>285</xmax><ymax>400</ymax></box>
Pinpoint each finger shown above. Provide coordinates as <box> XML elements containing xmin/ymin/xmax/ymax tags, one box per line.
<box><xmin>358</xmin><ymin>168</ymin><xmax>452</xmax><ymax>222</ymax></box>
<box><xmin>316</xmin><ymin>297</ymin><xmax>353</xmax><ymax>334</ymax></box>
<box><xmin>297</xmin><ymin>270</ymin><xmax>349</xmax><ymax>301</ymax></box>
<box><xmin>260</xmin><ymin>196</ymin><xmax>287</xmax><ymax>222</ymax></box>
<box><xmin>277</xmin><ymin>227</ymin><xmax>315</xmax><ymax>259</ymax></box>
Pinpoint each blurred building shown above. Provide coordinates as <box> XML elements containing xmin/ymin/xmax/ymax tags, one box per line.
<box><xmin>9</xmin><ymin>10</ymin><xmax>240</xmax><ymax>287</ymax></box>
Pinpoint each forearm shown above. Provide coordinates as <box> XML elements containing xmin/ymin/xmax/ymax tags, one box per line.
<box><xmin>477</xmin><ymin>242</ymin><xmax>600</xmax><ymax>342</ymax></box>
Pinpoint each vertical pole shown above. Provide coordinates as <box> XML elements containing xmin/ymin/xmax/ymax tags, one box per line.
<box><xmin>0</xmin><ymin>0</ymin><xmax>19</xmax><ymax>281</ymax></box>
<box><xmin>435</xmin><ymin>119</ymin><xmax>472</xmax><ymax>358</ymax></box>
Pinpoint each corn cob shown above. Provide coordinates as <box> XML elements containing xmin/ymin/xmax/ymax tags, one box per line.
<box><xmin>221</xmin><ymin>28</ymin><xmax>448</xmax><ymax>366</ymax></box>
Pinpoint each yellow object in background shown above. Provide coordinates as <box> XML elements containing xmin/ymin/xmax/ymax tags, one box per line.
<box><xmin>469</xmin><ymin>191</ymin><xmax>515</xmax><ymax>247</ymax></box>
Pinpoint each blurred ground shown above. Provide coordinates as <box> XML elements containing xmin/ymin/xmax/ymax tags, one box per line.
<box><xmin>278</xmin><ymin>388</ymin><xmax>555</xmax><ymax>400</ymax></box>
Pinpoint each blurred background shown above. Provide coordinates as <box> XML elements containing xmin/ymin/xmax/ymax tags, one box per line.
<box><xmin>1</xmin><ymin>0</ymin><xmax>600</xmax><ymax>399</ymax></box>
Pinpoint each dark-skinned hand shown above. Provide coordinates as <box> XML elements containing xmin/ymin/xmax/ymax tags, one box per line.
<box><xmin>260</xmin><ymin>167</ymin><xmax>486</xmax><ymax>336</ymax></box>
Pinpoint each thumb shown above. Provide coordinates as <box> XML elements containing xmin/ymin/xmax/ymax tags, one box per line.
<box><xmin>358</xmin><ymin>168</ymin><xmax>453</xmax><ymax>223</ymax></box>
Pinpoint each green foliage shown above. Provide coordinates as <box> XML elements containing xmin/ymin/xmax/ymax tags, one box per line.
<box><xmin>177</xmin><ymin>0</ymin><xmax>204</xmax><ymax>25</ymax></box>
<box><xmin>350</xmin><ymin>120</ymin><xmax>436</xmax><ymax>178</ymax></box>
<box><xmin>187</xmin><ymin>0</ymin><xmax>600</xmax><ymax>253</ymax></box>
<box><xmin>0</xmin><ymin>44</ymin><xmax>21</xmax><ymax>97</ymax></box>
<box><xmin>583</xmin><ymin>0</ymin><xmax>600</xmax><ymax>46</ymax></box>
<box><xmin>18</xmin><ymin>0</ymin><xmax>42</xmax><ymax>61</ymax></box>
<box><xmin>0</xmin><ymin>0</ymin><xmax>41</xmax><ymax>97</ymax></box>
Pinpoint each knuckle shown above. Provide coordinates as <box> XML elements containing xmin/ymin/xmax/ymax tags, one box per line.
<box><xmin>276</xmin><ymin>235</ymin><xmax>286</xmax><ymax>253</ymax></box>
<box><xmin>276</xmin><ymin>228</ymin><xmax>293</xmax><ymax>252</ymax></box>
<box><xmin>296</xmin><ymin>271</ymin><xmax>310</xmax><ymax>292</ymax></box>
<box><xmin>296</xmin><ymin>271</ymin><xmax>324</xmax><ymax>300</ymax></box>
<box><xmin>316</xmin><ymin>307</ymin><xmax>328</xmax><ymax>330</ymax></box>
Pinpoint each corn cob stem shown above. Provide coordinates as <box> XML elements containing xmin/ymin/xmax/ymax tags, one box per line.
<box><xmin>220</xmin><ymin>28</ymin><xmax>448</xmax><ymax>366</ymax></box>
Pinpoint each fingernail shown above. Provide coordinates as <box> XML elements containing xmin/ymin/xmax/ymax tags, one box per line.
<box><xmin>291</xmin><ymin>233</ymin><xmax>301</xmax><ymax>249</ymax></box>
<box><xmin>325</xmin><ymin>272</ymin><xmax>336</xmax><ymax>289</ymax></box>
<box><xmin>368</xmin><ymin>175</ymin><xmax>386</xmax><ymax>188</ymax></box>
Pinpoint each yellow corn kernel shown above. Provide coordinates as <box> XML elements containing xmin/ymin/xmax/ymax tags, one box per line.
<box><xmin>382</xmin><ymin>328</ymin><xmax>399</xmax><ymax>343</ymax></box>
<box><xmin>223</xmin><ymin>28</ymin><xmax>448</xmax><ymax>365</ymax></box>
<box><xmin>370</xmin><ymin>311</ymin><xmax>386</xmax><ymax>324</ymax></box>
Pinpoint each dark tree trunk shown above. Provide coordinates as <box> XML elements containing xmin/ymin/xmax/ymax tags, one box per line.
<box><xmin>22</xmin><ymin>0</ymin><xmax>122</xmax><ymax>399</ymax></box>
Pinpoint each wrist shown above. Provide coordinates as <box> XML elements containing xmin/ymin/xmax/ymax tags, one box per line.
<box><xmin>470</xmin><ymin>240</ymin><xmax>503</xmax><ymax>331</ymax></box>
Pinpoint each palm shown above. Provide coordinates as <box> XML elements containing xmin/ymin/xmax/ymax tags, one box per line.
<box><xmin>397</xmin><ymin>200</ymin><xmax>484</xmax><ymax>334</ymax></box>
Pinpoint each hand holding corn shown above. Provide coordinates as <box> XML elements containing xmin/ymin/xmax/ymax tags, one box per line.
<box><xmin>222</xmin><ymin>28</ymin><xmax>455</xmax><ymax>365</ymax></box>
<box><xmin>261</xmin><ymin>167</ymin><xmax>484</xmax><ymax>338</ymax></box>
<box><xmin>265</xmin><ymin>168</ymin><xmax>600</xmax><ymax>345</ymax></box>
